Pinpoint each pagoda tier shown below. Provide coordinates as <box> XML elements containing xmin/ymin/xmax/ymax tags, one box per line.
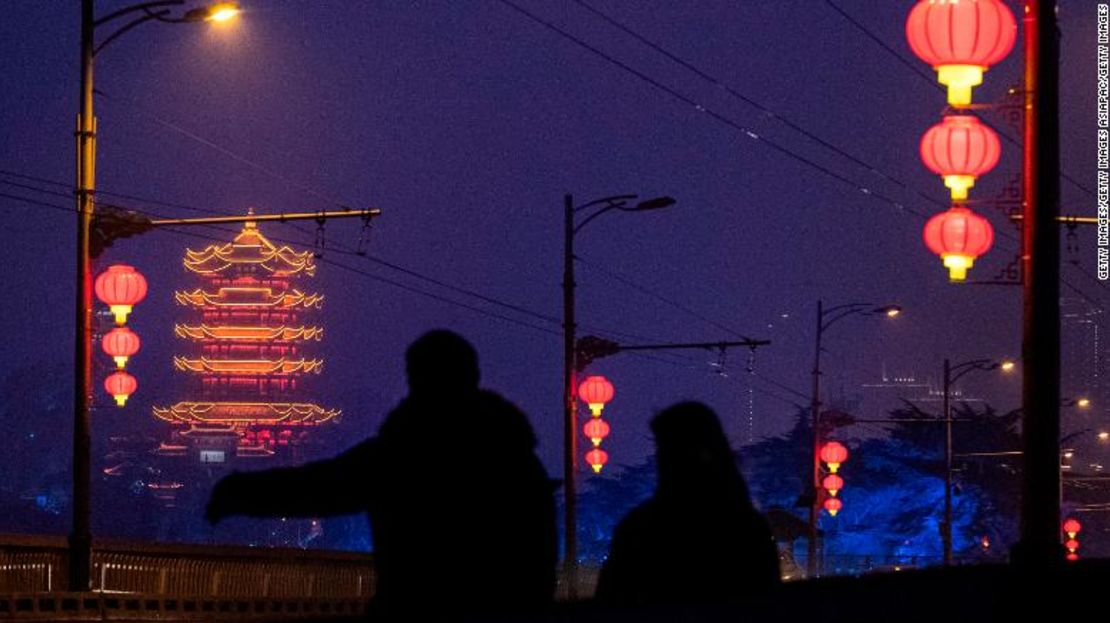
<box><xmin>174</xmin><ymin>288</ymin><xmax>323</xmax><ymax>309</ymax></box>
<box><xmin>154</xmin><ymin>402</ymin><xmax>340</xmax><ymax>426</ymax></box>
<box><xmin>183</xmin><ymin>220</ymin><xmax>316</xmax><ymax>276</ymax></box>
<box><xmin>175</xmin><ymin>324</ymin><xmax>323</xmax><ymax>341</ymax></box>
<box><xmin>173</xmin><ymin>356</ymin><xmax>324</xmax><ymax>375</ymax></box>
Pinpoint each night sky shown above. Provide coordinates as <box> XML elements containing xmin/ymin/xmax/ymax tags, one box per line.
<box><xmin>0</xmin><ymin>1</ymin><xmax>1104</xmax><ymax>534</ymax></box>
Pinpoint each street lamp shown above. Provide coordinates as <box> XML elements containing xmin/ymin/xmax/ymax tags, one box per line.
<box><xmin>561</xmin><ymin>193</ymin><xmax>675</xmax><ymax>593</ymax></box>
<box><xmin>806</xmin><ymin>300</ymin><xmax>900</xmax><ymax>578</ymax></box>
<box><xmin>71</xmin><ymin>0</ymin><xmax>239</xmax><ymax>592</ymax></box>
<box><xmin>941</xmin><ymin>357</ymin><xmax>1013</xmax><ymax>566</ymax></box>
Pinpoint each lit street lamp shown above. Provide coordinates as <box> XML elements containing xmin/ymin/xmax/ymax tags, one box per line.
<box><xmin>941</xmin><ymin>357</ymin><xmax>1014</xmax><ymax>566</ymax></box>
<box><xmin>806</xmin><ymin>300</ymin><xmax>900</xmax><ymax>577</ymax></box>
<box><xmin>70</xmin><ymin>0</ymin><xmax>240</xmax><ymax>592</ymax></box>
<box><xmin>561</xmin><ymin>193</ymin><xmax>675</xmax><ymax>594</ymax></box>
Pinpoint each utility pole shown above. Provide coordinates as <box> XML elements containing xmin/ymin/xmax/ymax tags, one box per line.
<box><xmin>807</xmin><ymin>300</ymin><xmax>823</xmax><ymax>579</ymax></box>
<box><xmin>943</xmin><ymin>358</ymin><xmax>953</xmax><ymax>567</ymax></box>
<box><xmin>562</xmin><ymin>194</ymin><xmax>578</xmax><ymax>597</ymax></box>
<box><xmin>71</xmin><ymin>0</ymin><xmax>96</xmax><ymax>593</ymax></box>
<box><xmin>1018</xmin><ymin>0</ymin><xmax>1062</xmax><ymax>568</ymax></box>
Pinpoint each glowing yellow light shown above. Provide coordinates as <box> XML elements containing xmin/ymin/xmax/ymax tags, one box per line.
<box><xmin>943</xmin><ymin>174</ymin><xmax>977</xmax><ymax>202</ymax></box>
<box><xmin>885</xmin><ymin>308</ymin><xmax>900</xmax><ymax>318</ymax></box>
<box><xmin>1077</xmin><ymin>398</ymin><xmax>1091</xmax><ymax>408</ymax></box>
<box><xmin>113</xmin><ymin>356</ymin><xmax>128</xmax><ymax>369</ymax></box>
<box><xmin>1000</xmin><ymin>360</ymin><xmax>1016</xmax><ymax>372</ymax></box>
<box><xmin>1064</xmin><ymin>452</ymin><xmax>1074</xmax><ymax>460</ymax></box>
<box><xmin>206</xmin><ymin>3</ymin><xmax>240</xmax><ymax>22</ymax></box>
<box><xmin>109</xmin><ymin>304</ymin><xmax>133</xmax><ymax>325</ymax></box>
<box><xmin>936</xmin><ymin>65</ymin><xmax>985</xmax><ymax>108</ymax></box>
<box><xmin>826</xmin><ymin>462</ymin><xmax>841</xmax><ymax>474</ymax></box>
<box><xmin>114</xmin><ymin>394</ymin><xmax>128</xmax><ymax>407</ymax></box>
<box><xmin>942</xmin><ymin>254</ymin><xmax>974</xmax><ymax>282</ymax></box>
<box><xmin>1099</xmin><ymin>431</ymin><xmax>1109</xmax><ymax>441</ymax></box>
<box><xmin>590</xmin><ymin>463</ymin><xmax>603</xmax><ymax>474</ymax></box>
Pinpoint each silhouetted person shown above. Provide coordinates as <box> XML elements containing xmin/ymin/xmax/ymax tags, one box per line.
<box><xmin>594</xmin><ymin>401</ymin><xmax>780</xmax><ymax>606</ymax></box>
<box><xmin>206</xmin><ymin>330</ymin><xmax>557</xmax><ymax>618</ymax></box>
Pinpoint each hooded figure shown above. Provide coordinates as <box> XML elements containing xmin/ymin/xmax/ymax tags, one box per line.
<box><xmin>206</xmin><ymin>330</ymin><xmax>557</xmax><ymax>617</ymax></box>
<box><xmin>595</xmin><ymin>401</ymin><xmax>780</xmax><ymax>605</ymax></box>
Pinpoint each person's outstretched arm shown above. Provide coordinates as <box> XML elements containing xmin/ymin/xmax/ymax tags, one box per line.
<box><xmin>205</xmin><ymin>437</ymin><xmax>377</xmax><ymax>524</ymax></box>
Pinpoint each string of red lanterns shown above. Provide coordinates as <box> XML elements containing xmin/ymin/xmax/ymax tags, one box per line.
<box><xmin>1063</xmin><ymin>518</ymin><xmax>1081</xmax><ymax>561</ymax></box>
<box><xmin>578</xmin><ymin>375</ymin><xmax>614</xmax><ymax>473</ymax></box>
<box><xmin>95</xmin><ymin>264</ymin><xmax>148</xmax><ymax>407</ymax></box>
<box><xmin>819</xmin><ymin>441</ymin><xmax>850</xmax><ymax>517</ymax></box>
<box><xmin>906</xmin><ymin>0</ymin><xmax>1017</xmax><ymax>282</ymax></box>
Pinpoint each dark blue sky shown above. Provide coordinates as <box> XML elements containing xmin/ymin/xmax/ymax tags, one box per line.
<box><xmin>0</xmin><ymin>1</ymin><xmax>1102</xmax><ymax>479</ymax></box>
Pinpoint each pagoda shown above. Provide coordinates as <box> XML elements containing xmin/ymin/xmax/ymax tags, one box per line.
<box><xmin>154</xmin><ymin>212</ymin><xmax>339</xmax><ymax>462</ymax></box>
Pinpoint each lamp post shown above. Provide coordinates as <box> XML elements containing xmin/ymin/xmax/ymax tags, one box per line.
<box><xmin>941</xmin><ymin>358</ymin><xmax>1013</xmax><ymax>566</ymax></box>
<box><xmin>71</xmin><ymin>0</ymin><xmax>240</xmax><ymax>592</ymax></box>
<box><xmin>562</xmin><ymin>193</ymin><xmax>675</xmax><ymax>595</ymax></box>
<box><xmin>806</xmin><ymin>301</ymin><xmax>900</xmax><ymax>578</ymax></box>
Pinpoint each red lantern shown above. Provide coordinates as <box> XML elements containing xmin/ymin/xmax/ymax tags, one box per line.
<box><xmin>101</xmin><ymin>327</ymin><xmax>140</xmax><ymax>369</ymax></box>
<box><xmin>823</xmin><ymin>497</ymin><xmax>843</xmax><ymax>517</ymax></box>
<box><xmin>578</xmin><ymin>375</ymin><xmax>614</xmax><ymax>416</ymax></box>
<box><xmin>1063</xmin><ymin>518</ymin><xmax>1082</xmax><ymax>539</ymax></box>
<box><xmin>820</xmin><ymin>441</ymin><xmax>849</xmax><ymax>473</ymax></box>
<box><xmin>1066</xmin><ymin>552</ymin><xmax>1079</xmax><ymax>562</ymax></box>
<box><xmin>906</xmin><ymin>0</ymin><xmax>1017</xmax><ymax>107</ymax></box>
<box><xmin>822</xmin><ymin>474</ymin><xmax>844</xmax><ymax>497</ymax></box>
<box><xmin>923</xmin><ymin>206</ymin><xmax>994</xmax><ymax>282</ymax></box>
<box><xmin>94</xmin><ymin>264</ymin><xmax>148</xmax><ymax>325</ymax></box>
<box><xmin>1065</xmin><ymin>539</ymin><xmax>1080</xmax><ymax>553</ymax></box>
<box><xmin>585</xmin><ymin>448</ymin><xmax>609</xmax><ymax>474</ymax></box>
<box><xmin>104</xmin><ymin>371</ymin><xmax>137</xmax><ymax>407</ymax></box>
<box><xmin>920</xmin><ymin>115</ymin><xmax>1001</xmax><ymax>201</ymax></box>
<box><xmin>583</xmin><ymin>418</ymin><xmax>611</xmax><ymax>447</ymax></box>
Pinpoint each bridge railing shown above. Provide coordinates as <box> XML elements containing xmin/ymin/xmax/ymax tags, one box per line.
<box><xmin>0</xmin><ymin>534</ymin><xmax>375</xmax><ymax>599</ymax></box>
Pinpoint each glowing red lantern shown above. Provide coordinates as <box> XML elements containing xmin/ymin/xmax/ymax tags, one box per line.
<box><xmin>94</xmin><ymin>264</ymin><xmax>148</xmax><ymax>325</ymax></box>
<box><xmin>823</xmin><ymin>497</ymin><xmax>843</xmax><ymax>517</ymax></box>
<box><xmin>101</xmin><ymin>327</ymin><xmax>140</xmax><ymax>369</ymax></box>
<box><xmin>1065</xmin><ymin>539</ymin><xmax>1080</xmax><ymax>553</ymax></box>
<box><xmin>578</xmin><ymin>375</ymin><xmax>614</xmax><ymax>416</ymax></box>
<box><xmin>923</xmin><ymin>206</ymin><xmax>994</xmax><ymax>281</ymax></box>
<box><xmin>583</xmin><ymin>418</ymin><xmax>611</xmax><ymax>447</ymax></box>
<box><xmin>822</xmin><ymin>474</ymin><xmax>844</xmax><ymax>497</ymax></box>
<box><xmin>585</xmin><ymin>448</ymin><xmax>609</xmax><ymax>474</ymax></box>
<box><xmin>1066</xmin><ymin>552</ymin><xmax>1079</xmax><ymax>562</ymax></box>
<box><xmin>920</xmin><ymin>115</ymin><xmax>1001</xmax><ymax>201</ymax></box>
<box><xmin>104</xmin><ymin>371</ymin><xmax>137</xmax><ymax>407</ymax></box>
<box><xmin>820</xmin><ymin>441</ymin><xmax>849</xmax><ymax>473</ymax></box>
<box><xmin>1063</xmin><ymin>518</ymin><xmax>1082</xmax><ymax>539</ymax></box>
<box><xmin>906</xmin><ymin>0</ymin><xmax>1017</xmax><ymax>107</ymax></box>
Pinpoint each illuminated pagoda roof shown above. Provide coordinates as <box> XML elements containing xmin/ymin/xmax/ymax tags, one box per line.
<box><xmin>154</xmin><ymin>402</ymin><xmax>341</xmax><ymax>426</ymax></box>
<box><xmin>174</xmin><ymin>287</ymin><xmax>323</xmax><ymax>309</ymax></box>
<box><xmin>175</xmin><ymin>324</ymin><xmax>323</xmax><ymax>342</ymax></box>
<box><xmin>183</xmin><ymin>216</ymin><xmax>316</xmax><ymax>276</ymax></box>
<box><xmin>173</xmin><ymin>357</ymin><xmax>324</xmax><ymax>375</ymax></box>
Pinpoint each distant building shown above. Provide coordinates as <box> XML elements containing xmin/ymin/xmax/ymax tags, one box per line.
<box><xmin>153</xmin><ymin>212</ymin><xmax>339</xmax><ymax>465</ymax></box>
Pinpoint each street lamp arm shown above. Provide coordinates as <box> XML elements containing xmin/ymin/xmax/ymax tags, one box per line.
<box><xmin>93</xmin><ymin>10</ymin><xmax>172</xmax><ymax>56</ymax></box>
<box><xmin>820</xmin><ymin>305</ymin><xmax>872</xmax><ymax>332</ymax></box>
<box><xmin>572</xmin><ymin>194</ymin><xmax>637</xmax><ymax>213</ymax></box>
<box><xmin>949</xmin><ymin>359</ymin><xmax>998</xmax><ymax>384</ymax></box>
<box><xmin>572</xmin><ymin>202</ymin><xmax>627</xmax><ymax>235</ymax></box>
<box><xmin>94</xmin><ymin>0</ymin><xmax>184</xmax><ymax>27</ymax></box>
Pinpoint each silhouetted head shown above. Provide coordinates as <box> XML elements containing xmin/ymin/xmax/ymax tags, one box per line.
<box><xmin>651</xmin><ymin>401</ymin><xmax>750</xmax><ymax>502</ymax></box>
<box><xmin>405</xmin><ymin>330</ymin><xmax>480</xmax><ymax>396</ymax></box>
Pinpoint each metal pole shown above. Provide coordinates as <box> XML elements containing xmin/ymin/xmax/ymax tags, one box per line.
<box><xmin>807</xmin><ymin>299</ymin><xmax>823</xmax><ymax>578</ymax></box>
<box><xmin>562</xmin><ymin>194</ymin><xmax>578</xmax><ymax>596</ymax></box>
<box><xmin>1018</xmin><ymin>0</ymin><xmax>1062</xmax><ymax>568</ymax></box>
<box><xmin>70</xmin><ymin>0</ymin><xmax>95</xmax><ymax>592</ymax></box>
<box><xmin>943</xmin><ymin>359</ymin><xmax>953</xmax><ymax>566</ymax></box>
